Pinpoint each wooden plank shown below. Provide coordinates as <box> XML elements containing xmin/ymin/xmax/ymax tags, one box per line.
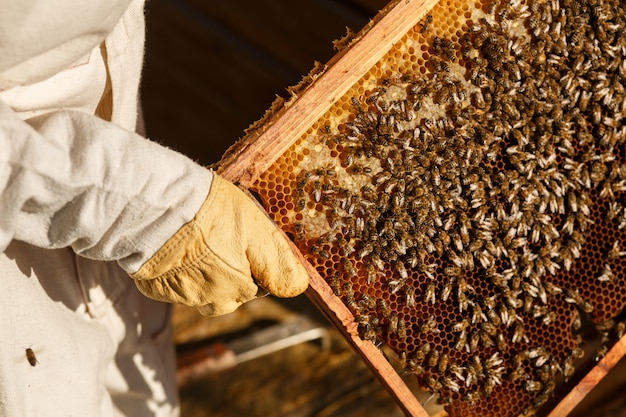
<box><xmin>546</xmin><ymin>335</ymin><xmax>626</xmax><ymax>417</ymax></box>
<box><xmin>217</xmin><ymin>0</ymin><xmax>440</xmax><ymax>187</ymax></box>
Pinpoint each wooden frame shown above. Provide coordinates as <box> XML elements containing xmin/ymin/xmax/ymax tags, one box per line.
<box><xmin>216</xmin><ymin>0</ymin><xmax>626</xmax><ymax>415</ymax></box>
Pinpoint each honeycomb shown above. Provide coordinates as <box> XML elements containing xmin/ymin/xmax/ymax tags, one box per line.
<box><xmin>247</xmin><ymin>0</ymin><xmax>626</xmax><ymax>415</ymax></box>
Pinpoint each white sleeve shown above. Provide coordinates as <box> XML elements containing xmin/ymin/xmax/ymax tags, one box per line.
<box><xmin>0</xmin><ymin>99</ymin><xmax>213</xmax><ymax>274</ymax></box>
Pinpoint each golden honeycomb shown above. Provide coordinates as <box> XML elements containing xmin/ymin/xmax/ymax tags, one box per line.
<box><xmin>248</xmin><ymin>0</ymin><xmax>626</xmax><ymax>415</ymax></box>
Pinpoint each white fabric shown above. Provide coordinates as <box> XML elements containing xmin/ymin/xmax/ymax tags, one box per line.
<box><xmin>0</xmin><ymin>0</ymin><xmax>214</xmax><ymax>415</ymax></box>
<box><xmin>0</xmin><ymin>241</ymin><xmax>179</xmax><ymax>417</ymax></box>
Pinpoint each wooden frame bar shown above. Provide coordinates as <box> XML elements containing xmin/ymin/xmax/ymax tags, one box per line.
<box><xmin>546</xmin><ymin>335</ymin><xmax>626</xmax><ymax>417</ymax></box>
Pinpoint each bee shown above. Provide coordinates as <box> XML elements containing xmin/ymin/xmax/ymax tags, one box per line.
<box><xmin>364</xmin><ymin>263</ymin><xmax>377</xmax><ymax>284</ymax></box>
<box><xmin>377</xmin><ymin>299</ymin><xmax>391</xmax><ymax>318</ymax></box>
<box><xmin>457</xmin><ymin>292</ymin><xmax>470</xmax><ymax>313</ymax></box>
<box><xmin>388</xmin><ymin>313</ymin><xmax>399</xmax><ymax>336</ymax></box>
<box><xmin>310</xmin><ymin>245</ymin><xmax>330</xmax><ymax>260</ymax></box>
<box><xmin>348</xmin><ymin>165</ymin><xmax>373</xmax><ymax>175</ymax></box>
<box><xmin>311</xmin><ymin>180</ymin><xmax>323</xmax><ymax>202</ymax></box>
<box><xmin>441</xmin><ymin>280</ymin><xmax>453</xmax><ymax>302</ymax></box>
<box><xmin>524</xmin><ymin>380</ymin><xmax>543</xmax><ymax>392</ymax></box>
<box><xmin>453</xmin><ymin>329</ymin><xmax>468</xmax><ymax>352</ymax></box>
<box><xmin>439</xmin><ymin>376</ymin><xmax>459</xmax><ymax>394</ymax></box>
<box><xmin>294</xmin><ymin>222</ymin><xmax>306</xmax><ymax>241</ymax></box>
<box><xmin>508</xmin><ymin>365</ymin><xmax>524</xmax><ymax>382</ymax></box>
<box><xmin>572</xmin><ymin>347</ymin><xmax>585</xmax><ymax>359</ymax></box>
<box><xmin>341</xmin><ymin>259</ymin><xmax>357</xmax><ymax>278</ymax></box>
<box><xmin>397</xmin><ymin>318</ymin><xmax>407</xmax><ymax>340</ymax></box>
<box><xmin>598</xmin><ymin>263</ymin><xmax>614</xmax><ymax>282</ymax></box>
<box><xmin>25</xmin><ymin>348</ymin><xmax>38</xmax><ymax>367</ymax></box>
<box><xmin>423</xmin><ymin>281</ymin><xmax>436</xmax><ymax>304</ymax></box>
<box><xmin>595</xmin><ymin>345</ymin><xmax>609</xmax><ymax>362</ymax></box>
<box><xmin>564</xmin><ymin>289</ymin><xmax>594</xmax><ymax>313</ymax></box>
<box><xmin>395</xmin><ymin>260</ymin><xmax>408</xmax><ymax>280</ymax></box>
<box><xmin>342</xmin><ymin>281</ymin><xmax>355</xmax><ymax>304</ymax></box>
<box><xmin>562</xmin><ymin>356</ymin><xmax>575</xmax><ymax>382</ymax></box>
<box><xmin>406</xmin><ymin>359</ymin><xmax>425</xmax><ymax>376</ymax></box>
<box><xmin>463</xmin><ymin>391</ymin><xmax>482</xmax><ymax>404</ymax></box>
<box><xmin>427</xmin><ymin>349</ymin><xmax>440</xmax><ymax>368</ymax></box>
<box><xmin>532</xmin><ymin>350</ymin><xmax>551</xmax><ymax>368</ymax></box>
<box><xmin>420</xmin><ymin>315</ymin><xmax>440</xmax><ymax>334</ymax></box>
<box><xmin>511</xmin><ymin>323</ymin><xmax>526</xmax><ymax>344</ymax></box>
<box><xmin>435</xmin><ymin>352</ymin><xmax>449</xmax><ymax>375</ymax></box>
<box><xmin>329</xmin><ymin>274</ymin><xmax>342</xmax><ymax>296</ymax></box>
<box><xmin>415</xmin><ymin>343</ymin><xmax>431</xmax><ymax>361</ymax></box>
<box><xmin>420</xmin><ymin>14</ymin><xmax>433</xmax><ymax>34</ymax></box>
<box><xmin>404</xmin><ymin>286</ymin><xmax>416</xmax><ymax>307</ymax></box>
<box><xmin>452</xmin><ymin>318</ymin><xmax>469</xmax><ymax>333</ymax></box>
<box><xmin>496</xmin><ymin>333</ymin><xmax>508</xmax><ymax>351</ymax></box>
<box><xmin>425</xmin><ymin>376</ymin><xmax>442</xmax><ymax>391</ymax></box>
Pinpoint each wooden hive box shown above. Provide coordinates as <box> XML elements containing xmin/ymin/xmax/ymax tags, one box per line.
<box><xmin>216</xmin><ymin>0</ymin><xmax>626</xmax><ymax>415</ymax></box>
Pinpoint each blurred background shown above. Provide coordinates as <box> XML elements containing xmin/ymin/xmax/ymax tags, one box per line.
<box><xmin>140</xmin><ymin>1</ymin><xmax>626</xmax><ymax>416</ymax></box>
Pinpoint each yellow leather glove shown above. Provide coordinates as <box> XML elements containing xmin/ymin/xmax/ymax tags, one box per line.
<box><xmin>132</xmin><ymin>174</ymin><xmax>309</xmax><ymax>316</ymax></box>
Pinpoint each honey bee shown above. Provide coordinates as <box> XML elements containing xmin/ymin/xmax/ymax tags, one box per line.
<box><xmin>395</xmin><ymin>260</ymin><xmax>408</xmax><ymax>280</ymax></box>
<box><xmin>571</xmin><ymin>347</ymin><xmax>585</xmax><ymax>359</ymax></box>
<box><xmin>341</xmin><ymin>259</ymin><xmax>357</xmax><ymax>278</ymax></box>
<box><xmin>524</xmin><ymin>380</ymin><xmax>543</xmax><ymax>392</ymax></box>
<box><xmin>452</xmin><ymin>318</ymin><xmax>469</xmax><ymax>333</ymax></box>
<box><xmin>597</xmin><ymin>263</ymin><xmax>614</xmax><ymax>282</ymax></box>
<box><xmin>463</xmin><ymin>391</ymin><xmax>482</xmax><ymax>404</ymax></box>
<box><xmin>25</xmin><ymin>348</ymin><xmax>38</xmax><ymax>367</ymax></box>
<box><xmin>420</xmin><ymin>14</ymin><xmax>433</xmax><ymax>34</ymax></box>
<box><xmin>420</xmin><ymin>315</ymin><xmax>440</xmax><ymax>334</ymax></box>
<box><xmin>564</xmin><ymin>288</ymin><xmax>594</xmax><ymax>313</ymax></box>
<box><xmin>310</xmin><ymin>245</ymin><xmax>330</xmax><ymax>260</ymax></box>
<box><xmin>595</xmin><ymin>345</ymin><xmax>609</xmax><ymax>362</ymax></box>
<box><xmin>404</xmin><ymin>285</ymin><xmax>416</xmax><ymax>308</ymax></box>
<box><xmin>294</xmin><ymin>222</ymin><xmax>305</xmax><ymax>241</ymax></box>
<box><xmin>423</xmin><ymin>281</ymin><xmax>436</xmax><ymax>304</ymax></box>
<box><xmin>511</xmin><ymin>323</ymin><xmax>526</xmax><ymax>344</ymax></box>
<box><xmin>364</xmin><ymin>263</ymin><xmax>377</xmax><ymax>284</ymax></box>
<box><xmin>406</xmin><ymin>359</ymin><xmax>425</xmax><ymax>376</ymax></box>
<box><xmin>377</xmin><ymin>299</ymin><xmax>391</xmax><ymax>318</ymax></box>
<box><xmin>348</xmin><ymin>165</ymin><xmax>373</xmax><ymax>175</ymax></box>
<box><xmin>414</xmin><ymin>343</ymin><xmax>431</xmax><ymax>361</ymax></box>
<box><xmin>562</xmin><ymin>356</ymin><xmax>575</xmax><ymax>382</ymax></box>
<box><xmin>388</xmin><ymin>313</ymin><xmax>399</xmax><ymax>336</ymax></box>
<box><xmin>330</xmin><ymin>274</ymin><xmax>342</xmax><ymax>296</ymax></box>
<box><xmin>397</xmin><ymin>318</ymin><xmax>407</xmax><ymax>340</ymax></box>
<box><xmin>427</xmin><ymin>349</ymin><xmax>440</xmax><ymax>368</ymax></box>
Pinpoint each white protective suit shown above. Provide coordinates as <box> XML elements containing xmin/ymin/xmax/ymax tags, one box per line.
<box><xmin>0</xmin><ymin>0</ymin><xmax>212</xmax><ymax>415</ymax></box>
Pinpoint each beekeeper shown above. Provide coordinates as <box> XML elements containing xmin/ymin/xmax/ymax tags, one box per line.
<box><xmin>0</xmin><ymin>1</ymin><xmax>309</xmax><ymax>416</ymax></box>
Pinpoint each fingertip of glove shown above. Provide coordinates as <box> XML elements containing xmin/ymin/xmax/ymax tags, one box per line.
<box><xmin>268</xmin><ymin>261</ymin><xmax>310</xmax><ymax>298</ymax></box>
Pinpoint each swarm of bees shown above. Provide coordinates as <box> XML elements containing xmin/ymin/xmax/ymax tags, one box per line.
<box><xmin>252</xmin><ymin>0</ymin><xmax>626</xmax><ymax>415</ymax></box>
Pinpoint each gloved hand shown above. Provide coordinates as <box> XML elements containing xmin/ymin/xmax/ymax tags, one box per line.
<box><xmin>131</xmin><ymin>174</ymin><xmax>309</xmax><ymax>316</ymax></box>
